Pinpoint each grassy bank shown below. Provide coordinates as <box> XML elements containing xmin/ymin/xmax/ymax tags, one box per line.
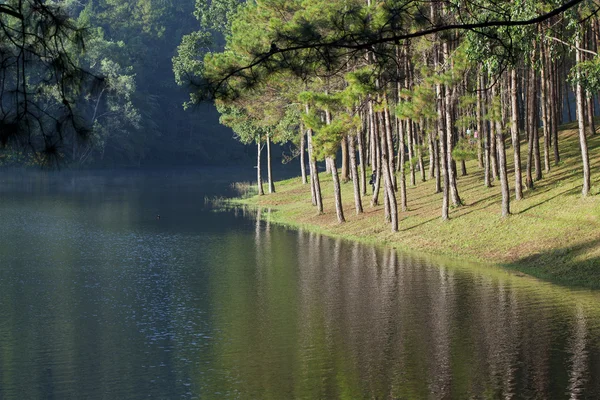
<box><xmin>235</xmin><ymin>126</ymin><xmax>600</xmax><ymax>289</ymax></box>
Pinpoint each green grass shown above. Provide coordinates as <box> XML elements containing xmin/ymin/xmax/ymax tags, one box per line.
<box><xmin>233</xmin><ymin>127</ymin><xmax>600</xmax><ymax>289</ymax></box>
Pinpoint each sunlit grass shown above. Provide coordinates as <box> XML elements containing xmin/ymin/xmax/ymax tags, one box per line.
<box><xmin>235</xmin><ymin>126</ymin><xmax>600</xmax><ymax>288</ymax></box>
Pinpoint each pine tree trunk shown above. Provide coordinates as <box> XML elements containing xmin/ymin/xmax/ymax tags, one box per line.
<box><xmin>369</xmin><ymin>99</ymin><xmax>377</xmax><ymax>171</ymax></box>
<box><xmin>305</xmin><ymin>106</ymin><xmax>323</xmax><ymax>213</ymax></box>
<box><xmin>551</xmin><ymin>58</ymin><xmax>561</xmax><ymax>164</ymax></box>
<box><xmin>380</xmin><ymin>127</ymin><xmax>398</xmax><ymax>231</ymax></box>
<box><xmin>476</xmin><ymin>75</ymin><xmax>484</xmax><ymax>169</ymax></box>
<box><xmin>329</xmin><ymin>157</ymin><xmax>346</xmax><ymax>223</ymax></box>
<box><xmin>432</xmin><ymin>0</ymin><xmax>446</xmax><ymax>216</ymax></box>
<box><xmin>575</xmin><ymin>33</ymin><xmax>592</xmax><ymax>196</ymax></box>
<box><xmin>532</xmin><ymin>57</ymin><xmax>542</xmax><ymax>182</ymax></box>
<box><xmin>490</xmin><ymin>120</ymin><xmax>499</xmax><ymax>181</ymax></box>
<box><xmin>370</xmin><ymin>100</ymin><xmax>381</xmax><ymax>206</ymax></box>
<box><xmin>445</xmin><ymin>96</ymin><xmax>461</xmax><ymax>204</ymax></box>
<box><xmin>493</xmin><ymin>84</ymin><xmax>511</xmax><ymax>217</ymax></box>
<box><xmin>300</xmin><ymin>131</ymin><xmax>308</xmax><ymax>184</ymax></box>
<box><xmin>497</xmin><ymin>118</ymin><xmax>511</xmax><ymax>217</ymax></box>
<box><xmin>587</xmin><ymin>96</ymin><xmax>596</xmax><ymax>135</ymax></box>
<box><xmin>488</xmin><ymin>71</ymin><xmax>499</xmax><ymax>182</ymax></box>
<box><xmin>384</xmin><ymin>102</ymin><xmax>397</xmax><ymax>190</ymax></box>
<box><xmin>437</xmin><ymin>79</ymin><xmax>449</xmax><ymax>220</ymax></box>
<box><xmin>341</xmin><ymin>135</ymin><xmax>349</xmax><ymax>182</ymax></box>
<box><xmin>533</xmin><ymin>122</ymin><xmax>542</xmax><ymax>181</ymax></box>
<box><xmin>383</xmin><ymin>179</ymin><xmax>391</xmax><ymax>222</ymax></box>
<box><xmin>526</xmin><ymin>64</ymin><xmax>535</xmax><ymax>190</ymax></box>
<box><xmin>417</xmin><ymin>120</ymin><xmax>426</xmax><ymax>182</ymax></box>
<box><xmin>257</xmin><ymin>140</ymin><xmax>264</xmax><ymax>196</ymax></box>
<box><xmin>407</xmin><ymin>120</ymin><xmax>416</xmax><ymax>186</ymax></box>
<box><xmin>510</xmin><ymin>69</ymin><xmax>523</xmax><ymax>199</ymax></box>
<box><xmin>428</xmin><ymin>132</ymin><xmax>435</xmax><ymax>179</ymax></box>
<box><xmin>357</xmin><ymin>119</ymin><xmax>367</xmax><ymax>195</ymax></box>
<box><xmin>442</xmin><ymin>42</ymin><xmax>461</xmax><ymax>206</ymax></box>
<box><xmin>439</xmin><ymin>128</ymin><xmax>449</xmax><ymax>220</ymax></box>
<box><xmin>266</xmin><ymin>133</ymin><xmax>275</xmax><ymax>193</ymax></box>
<box><xmin>540</xmin><ymin>51</ymin><xmax>551</xmax><ymax>174</ymax></box>
<box><xmin>397</xmin><ymin>117</ymin><xmax>408</xmax><ymax>211</ymax></box>
<box><xmin>484</xmin><ymin>128</ymin><xmax>492</xmax><ymax>188</ymax></box>
<box><xmin>565</xmin><ymin>77</ymin><xmax>573</xmax><ymax>123</ymax></box>
<box><xmin>481</xmin><ymin>74</ymin><xmax>491</xmax><ymax>188</ymax></box>
<box><xmin>434</xmin><ymin>133</ymin><xmax>441</xmax><ymax>193</ymax></box>
<box><xmin>307</xmin><ymin>129</ymin><xmax>317</xmax><ymax>206</ymax></box>
<box><xmin>349</xmin><ymin>134</ymin><xmax>363</xmax><ymax>214</ymax></box>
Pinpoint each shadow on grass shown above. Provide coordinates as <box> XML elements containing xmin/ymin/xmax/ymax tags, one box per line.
<box><xmin>401</xmin><ymin>215</ymin><xmax>440</xmax><ymax>232</ymax></box>
<box><xmin>517</xmin><ymin>187</ymin><xmax>582</xmax><ymax>215</ymax></box>
<box><xmin>505</xmin><ymin>238</ymin><xmax>600</xmax><ymax>289</ymax></box>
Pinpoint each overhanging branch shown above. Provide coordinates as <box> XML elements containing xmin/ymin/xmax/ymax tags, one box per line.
<box><xmin>0</xmin><ymin>5</ymin><xmax>24</xmax><ymax>20</ymax></box>
<box><xmin>210</xmin><ymin>0</ymin><xmax>586</xmax><ymax>97</ymax></box>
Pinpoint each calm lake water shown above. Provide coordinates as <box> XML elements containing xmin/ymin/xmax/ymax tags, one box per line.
<box><xmin>1</xmin><ymin>169</ymin><xmax>600</xmax><ymax>399</ymax></box>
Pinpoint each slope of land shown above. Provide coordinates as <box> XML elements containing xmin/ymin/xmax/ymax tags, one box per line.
<box><xmin>236</xmin><ymin>126</ymin><xmax>600</xmax><ymax>288</ymax></box>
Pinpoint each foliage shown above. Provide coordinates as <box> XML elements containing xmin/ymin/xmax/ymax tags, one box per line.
<box><xmin>452</xmin><ymin>137</ymin><xmax>478</xmax><ymax>161</ymax></box>
<box><xmin>569</xmin><ymin>56</ymin><xmax>600</xmax><ymax>93</ymax></box>
<box><xmin>0</xmin><ymin>0</ymin><xmax>96</xmax><ymax>165</ymax></box>
<box><xmin>74</xmin><ymin>25</ymin><xmax>141</xmax><ymax>164</ymax></box>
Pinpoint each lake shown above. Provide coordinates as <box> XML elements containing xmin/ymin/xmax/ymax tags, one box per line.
<box><xmin>0</xmin><ymin>169</ymin><xmax>599</xmax><ymax>399</ymax></box>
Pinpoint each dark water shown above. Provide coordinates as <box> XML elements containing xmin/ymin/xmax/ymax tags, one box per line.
<box><xmin>1</xmin><ymin>170</ymin><xmax>600</xmax><ymax>399</ymax></box>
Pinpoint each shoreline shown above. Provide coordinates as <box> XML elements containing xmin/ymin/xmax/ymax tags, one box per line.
<box><xmin>232</xmin><ymin>128</ymin><xmax>600</xmax><ymax>289</ymax></box>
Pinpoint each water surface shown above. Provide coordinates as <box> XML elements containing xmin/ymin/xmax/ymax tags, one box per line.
<box><xmin>1</xmin><ymin>169</ymin><xmax>599</xmax><ymax>399</ymax></box>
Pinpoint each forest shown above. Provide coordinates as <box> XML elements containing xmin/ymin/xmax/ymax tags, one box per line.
<box><xmin>172</xmin><ymin>0</ymin><xmax>600</xmax><ymax>230</ymax></box>
<box><xmin>0</xmin><ymin>0</ymin><xmax>598</xmax><ymax>223</ymax></box>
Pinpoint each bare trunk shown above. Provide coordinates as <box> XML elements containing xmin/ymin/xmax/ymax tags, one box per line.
<box><xmin>341</xmin><ymin>135</ymin><xmax>349</xmax><ymax>182</ymax></box>
<box><xmin>551</xmin><ymin>58</ymin><xmax>560</xmax><ymax>164</ymax></box>
<box><xmin>325</xmin><ymin>109</ymin><xmax>345</xmax><ymax>220</ymax></box>
<box><xmin>257</xmin><ymin>140</ymin><xmax>264</xmax><ymax>196</ymax></box>
<box><xmin>300</xmin><ymin>131</ymin><xmax>308</xmax><ymax>184</ymax></box>
<box><xmin>540</xmin><ymin>48</ymin><xmax>551</xmax><ymax>174</ymax></box>
<box><xmin>349</xmin><ymin>134</ymin><xmax>363</xmax><ymax>214</ymax></box>
<box><xmin>575</xmin><ymin>33</ymin><xmax>592</xmax><ymax>196</ymax></box>
<box><xmin>443</xmin><ymin>48</ymin><xmax>462</xmax><ymax>206</ymax></box>
<box><xmin>587</xmin><ymin>96</ymin><xmax>596</xmax><ymax>135</ymax></box>
<box><xmin>565</xmin><ymin>77</ymin><xmax>573</xmax><ymax>123</ymax></box>
<box><xmin>481</xmin><ymin>74</ymin><xmax>492</xmax><ymax>188</ymax></box>
<box><xmin>329</xmin><ymin>158</ymin><xmax>346</xmax><ymax>223</ymax></box>
<box><xmin>419</xmin><ymin>150</ymin><xmax>426</xmax><ymax>182</ymax></box>
<box><xmin>384</xmin><ymin>102</ymin><xmax>397</xmax><ymax>190</ymax></box>
<box><xmin>476</xmin><ymin>70</ymin><xmax>484</xmax><ymax>168</ymax></box>
<box><xmin>380</xmin><ymin>127</ymin><xmax>398</xmax><ymax>231</ymax></box>
<box><xmin>306</xmin><ymin>105</ymin><xmax>323</xmax><ymax>213</ymax></box>
<box><xmin>497</xmin><ymin>118</ymin><xmax>511</xmax><ymax>217</ymax></box>
<box><xmin>369</xmin><ymin>100</ymin><xmax>381</xmax><ymax>206</ymax></box>
<box><xmin>428</xmin><ymin>132</ymin><xmax>435</xmax><ymax>179</ymax></box>
<box><xmin>434</xmin><ymin>133</ymin><xmax>441</xmax><ymax>193</ymax></box>
<box><xmin>397</xmin><ymin>118</ymin><xmax>408</xmax><ymax>211</ymax></box>
<box><xmin>510</xmin><ymin>69</ymin><xmax>523</xmax><ymax>199</ymax></box>
<box><xmin>533</xmin><ymin>124</ymin><xmax>542</xmax><ymax>181</ymax></box>
<box><xmin>369</xmin><ymin>99</ymin><xmax>377</xmax><ymax>171</ymax></box>
<box><xmin>493</xmin><ymin>84</ymin><xmax>511</xmax><ymax>217</ymax></box>
<box><xmin>407</xmin><ymin>120</ymin><xmax>416</xmax><ymax>186</ymax></box>
<box><xmin>490</xmin><ymin>119</ymin><xmax>499</xmax><ymax>181</ymax></box>
<box><xmin>357</xmin><ymin>120</ymin><xmax>367</xmax><ymax>195</ymax></box>
<box><xmin>526</xmin><ymin>64</ymin><xmax>535</xmax><ymax>190</ymax></box>
<box><xmin>438</xmin><ymin>80</ymin><xmax>449</xmax><ymax>220</ymax></box>
<box><xmin>266</xmin><ymin>133</ymin><xmax>275</xmax><ymax>193</ymax></box>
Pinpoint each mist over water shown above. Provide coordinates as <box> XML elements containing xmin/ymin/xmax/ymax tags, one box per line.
<box><xmin>0</xmin><ymin>170</ymin><xmax>599</xmax><ymax>399</ymax></box>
